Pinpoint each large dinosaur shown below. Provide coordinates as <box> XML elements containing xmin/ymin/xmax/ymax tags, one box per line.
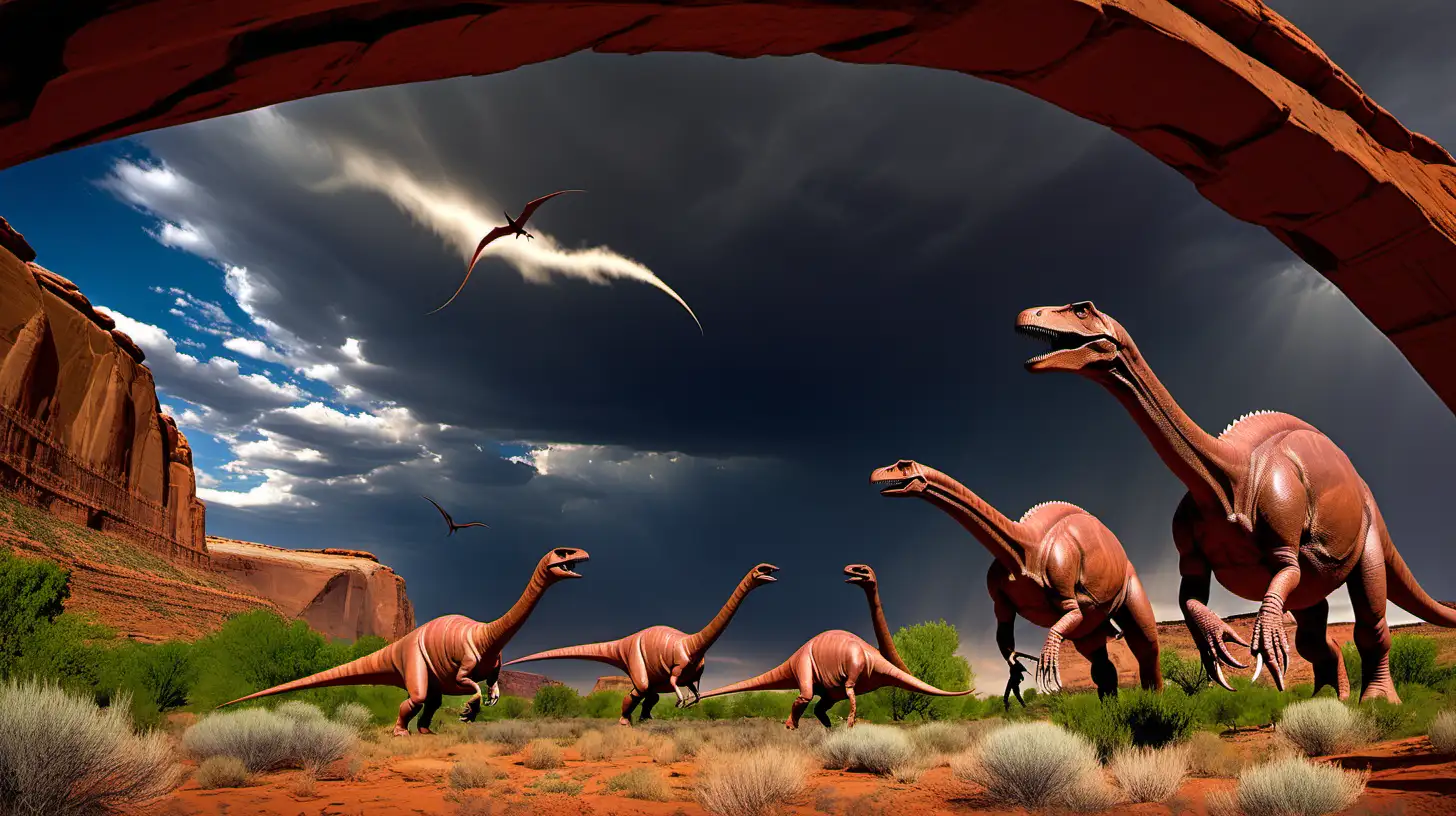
<box><xmin>1017</xmin><ymin>300</ymin><xmax>1456</xmax><ymax>702</ymax></box>
<box><xmin>871</xmin><ymin>459</ymin><xmax>1162</xmax><ymax>696</ymax></box>
<box><xmin>842</xmin><ymin>564</ymin><xmax>911</xmax><ymax>672</ymax></box>
<box><xmin>504</xmin><ymin>563</ymin><xmax>779</xmax><ymax>725</ymax></box>
<box><xmin>219</xmin><ymin>547</ymin><xmax>588</xmax><ymax>735</ymax></box>
<box><xmin>692</xmin><ymin>630</ymin><xmax>972</xmax><ymax>729</ymax></box>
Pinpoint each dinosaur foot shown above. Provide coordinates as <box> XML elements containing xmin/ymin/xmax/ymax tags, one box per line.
<box><xmin>617</xmin><ymin>717</ymin><xmax>632</xmax><ymax>727</ymax></box>
<box><xmin>1359</xmin><ymin>681</ymin><xmax>1402</xmax><ymax>705</ymax></box>
<box><xmin>418</xmin><ymin>726</ymin><xmax>434</xmax><ymax>735</ymax></box>
<box><xmin>783</xmin><ymin>719</ymin><xmax>798</xmax><ymax>731</ymax></box>
<box><xmin>392</xmin><ymin>727</ymin><xmax>410</xmax><ymax>737</ymax></box>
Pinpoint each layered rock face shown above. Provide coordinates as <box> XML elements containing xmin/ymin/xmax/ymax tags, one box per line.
<box><xmin>0</xmin><ymin>217</ymin><xmax>206</xmax><ymax>563</ymax></box>
<box><xmin>590</xmin><ymin>676</ymin><xmax>635</xmax><ymax>695</ymax></box>
<box><xmin>498</xmin><ymin>671</ymin><xmax>562</xmax><ymax>700</ymax></box>
<box><xmin>207</xmin><ymin>537</ymin><xmax>416</xmax><ymax>641</ymax></box>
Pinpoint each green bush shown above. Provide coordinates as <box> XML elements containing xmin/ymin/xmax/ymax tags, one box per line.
<box><xmin>0</xmin><ymin>551</ymin><xmax>70</xmax><ymax>677</ymax></box>
<box><xmin>885</xmin><ymin>620</ymin><xmax>972</xmax><ymax>722</ymax></box>
<box><xmin>533</xmin><ymin>684</ymin><xmax>582</xmax><ymax>718</ymax></box>
<box><xmin>1342</xmin><ymin>643</ymin><xmax>1362</xmax><ymax>697</ymax></box>
<box><xmin>1390</xmin><ymin>635</ymin><xmax>1447</xmax><ymax>687</ymax></box>
<box><xmin>1118</xmin><ymin>689</ymin><xmax>1196</xmax><ymax>748</ymax></box>
<box><xmin>1051</xmin><ymin>693</ymin><xmax>1129</xmax><ymax>760</ymax></box>
<box><xmin>582</xmin><ymin>690</ymin><xmax>623</xmax><ymax>719</ymax></box>
<box><xmin>1160</xmin><ymin>651</ymin><xmax>1210</xmax><ymax>695</ymax></box>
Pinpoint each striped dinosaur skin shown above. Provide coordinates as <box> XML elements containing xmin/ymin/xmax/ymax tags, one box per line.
<box><xmin>872</xmin><ymin>460</ymin><xmax>1162</xmax><ymax>697</ymax></box>
<box><xmin>218</xmin><ymin>547</ymin><xmax>587</xmax><ymax>735</ymax></box>
<box><xmin>1019</xmin><ymin>301</ymin><xmax>1456</xmax><ymax>702</ymax></box>
<box><xmin>693</xmin><ymin>630</ymin><xmax>972</xmax><ymax>729</ymax></box>
<box><xmin>504</xmin><ymin>563</ymin><xmax>779</xmax><ymax>725</ymax></box>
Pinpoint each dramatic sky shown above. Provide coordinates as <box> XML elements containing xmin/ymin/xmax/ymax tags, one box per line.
<box><xmin>2</xmin><ymin>1</ymin><xmax>1454</xmax><ymax>694</ymax></box>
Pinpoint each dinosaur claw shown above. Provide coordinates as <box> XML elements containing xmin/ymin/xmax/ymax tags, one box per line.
<box><xmin>1251</xmin><ymin>653</ymin><xmax>1264</xmax><ymax>685</ymax></box>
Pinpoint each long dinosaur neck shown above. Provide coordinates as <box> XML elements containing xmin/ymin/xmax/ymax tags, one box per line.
<box><xmin>1101</xmin><ymin>340</ymin><xmax>1243</xmax><ymax>515</ymax></box>
<box><xmin>683</xmin><ymin>575</ymin><xmax>756</xmax><ymax>659</ymax></box>
<box><xmin>862</xmin><ymin>584</ymin><xmax>908</xmax><ymax>671</ymax></box>
<box><xmin>916</xmin><ymin>470</ymin><xmax>1031</xmax><ymax>573</ymax></box>
<box><xmin>478</xmin><ymin>567</ymin><xmax>550</xmax><ymax>650</ymax></box>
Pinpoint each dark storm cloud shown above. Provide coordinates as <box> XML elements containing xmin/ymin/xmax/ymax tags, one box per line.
<box><xmin>98</xmin><ymin>1</ymin><xmax>1456</xmax><ymax>691</ymax></box>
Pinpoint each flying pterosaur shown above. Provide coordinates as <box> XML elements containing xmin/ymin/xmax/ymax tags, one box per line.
<box><xmin>427</xmin><ymin>189</ymin><xmax>585</xmax><ymax>315</ymax></box>
<box><xmin>422</xmin><ymin>495</ymin><xmax>490</xmax><ymax>536</ymax></box>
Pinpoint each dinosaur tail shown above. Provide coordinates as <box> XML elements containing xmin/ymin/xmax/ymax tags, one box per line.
<box><xmin>871</xmin><ymin>653</ymin><xmax>975</xmax><ymax>697</ymax></box>
<box><xmin>217</xmin><ymin>647</ymin><xmax>400</xmax><ymax>709</ymax></box>
<box><xmin>1382</xmin><ymin>523</ymin><xmax>1456</xmax><ymax>627</ymax></box>
<box><xmin>503</xmin><ymin>641</ymin><xmax>627</xmax><ymax>672</ymax></box>
<box><xmin>696</xmin><ymin>661</ymin><xmax>800</xmax><ymax>699</ymax></box>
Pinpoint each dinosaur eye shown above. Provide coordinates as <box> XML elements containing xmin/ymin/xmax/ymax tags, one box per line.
<box><xmin>1073</xmin><ymin>306</ymin><xmax>1088</xmax><ymax>319</ymax></box>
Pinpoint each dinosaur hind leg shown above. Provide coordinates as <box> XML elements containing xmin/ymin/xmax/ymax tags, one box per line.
<box><xmin>619</xmin><ymin>691</ymin><xmax>644</xmax><ymax>727</ymax></box>
<box><xmin>416</xmin><ymin>689</ymin><xmax>444</xmax><ymax>734</ymax></box>
<box><xmin>639</xmin><ymin>692</ymin><xmax>662</xmax><ymax>723</ymax></box>
<box><xmin>1073</xmin><ymin>637</ymin><xmax>1118</xmax><ymax>700</ymax></box>
<box><xmin>1292</xmin><ymin>600</ymin><xmax>1349</xmax><ymax>700</ymax></box>
<box><xmin>1349</xmin><ymin>517</ymin><xmax>1398</xmax><ymax>703</ymax></box>
<box><xmin>1114</xmin><ymin>574</ymin><xmax>1164</xmax><ymax>691</ymax></box>
<box><xmin>812</xmin><ymin>697</ymin><xmax>834</xmax><ymax>728</ymax></box>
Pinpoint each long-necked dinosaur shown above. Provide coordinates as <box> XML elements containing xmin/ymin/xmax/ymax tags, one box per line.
<box><xmin>871</xmin><ymin>459</ymin><xmax>1162</xmax><ymax>697</ymax></box>
<box><xmin>842</xmin><ymin>564</ymin><xmax>911</xmax><ymax>672</ymax></box>
<box><xmin>692</xmin><ymin>630</ymin><xmax>973</xmax><ymax>729</ymax></box>
<box><xmin>1018</xmin><ymin>300</ymin><xmax>1456</xmax><ymax>702</ymax></box>
<box><xmin>218</xmin><ymin>547</ymin><xmax>587</xmax><ymax>735</ymax></box>
<box><xmin>504</xmin><ymin>563</ymin><xmax>779</xmax><ymax>725</ymax></box>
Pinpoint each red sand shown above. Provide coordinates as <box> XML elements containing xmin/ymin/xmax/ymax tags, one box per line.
<box><xmin>152</xmin><ymin>731</ymin><xmax>1452</xmax><ymax>816</ymax></box>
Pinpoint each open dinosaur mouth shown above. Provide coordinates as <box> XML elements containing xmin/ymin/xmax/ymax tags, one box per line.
<box><xmin>551</xmin><ymin>558</ymin><xmax>586</xmax><ymax>578</ymax></box>
<box><xmin>871</xmin><ymin>477</ymin><xmax>916</xmax><ymax>494</ymax></box>
<box><xmin>1016</xmin><ymin>324</ymin><xmax>1114</xmax><ymax>364</ymax></box>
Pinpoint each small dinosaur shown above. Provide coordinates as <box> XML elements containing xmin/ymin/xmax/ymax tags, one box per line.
<box><xmin>692</xmin><ymin>630</ymin><xmax>973</xmax><ymax>729</ymax></box>
<box><xmin>842</xmin><ymin>564</ymin><xmax>911</xmax><ymax>672</ymax></box>
<box><xmin>422</xmin><ymin>495</ymin><xmax>489</xmax><ymax>536</ymax></box>
<box><xmin>505</xmin><ymin>563</ymin><xmax>779</xmax><ymax>725</ymax></box>
<box><xmin>1003</xmin><ymin>651</ymin><xmax>1038</xmax><ymax>710</ymax></box>
<box><xmin>428</xmin><ymin>189</ymin><xmax>584</xmax><ymax>314</ymax></box>
<box><xmin>218</xmin><ymin>547</ymin><xmax>587</xmax><ymax>735</ymax></box>
<box><xmin>872</xmin><ymin>459</ymin><xmax>1162</xmax><ymax>697</ymax></box>
<box><xmin>1018</xmin><ymin>300</ymin><xmax>1456</xmax><ymax>702</ymax></box>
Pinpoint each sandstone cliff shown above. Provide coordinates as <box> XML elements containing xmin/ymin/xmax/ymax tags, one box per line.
<box><xmin>207</xmin><ymin>537</ymin><xmax>415</xmax><ymax>641</ymax></box>
<box><xmin>0</xmin><ymin>217</ymin><xmax>206</xmax><ymax>562</ymax></box>
<box><xmin>498</xmin><ymin>671</ymin><xmax>562</xmax><ymax>700</ymax></box>
<box><xmin>591</xmin><ymin>676</ymin><xmax>635</xmax><ymax>695</ymax></box>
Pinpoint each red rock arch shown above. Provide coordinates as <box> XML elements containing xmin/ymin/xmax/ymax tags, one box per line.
<box><xmin>2</xmin><ymin>0</ymin><xmax>1455</xmax><ymax>409</ymax></box>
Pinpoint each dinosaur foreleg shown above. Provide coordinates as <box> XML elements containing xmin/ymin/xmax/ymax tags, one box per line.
<box><xmin>395</xmin><ymin>658</ymin><xmax>430</xmax><ymax>736</ymax></box>
<box><xmin>1176</xmin><ymin>498</ymin><xmax>1248</xmax><ymax>690</ymax></box>
<box><xmin>417</xmin><ymin>690</ymin><xmax>443</xmax><ymax>734</ymax></box>
<box><xmin>688</xmin><ymin>681</ymin><xmax>701</xmax><ymax>707</ymax></box>
<box><xmin>1292</xmin><ymin>600</ymin><xmax>1349</xmax><ymax>700</ymax></box>
<box><xmin>787</xmin><ymin>695</ymin><xmax>812</xmax><ymax>731</ymax></box>
<box><xmin>1114</xmin><ymin>574</ymin><xmax>1164</xmax><ymax>691</ymax></box>
<box><xmin>844</xmin><ymin>658</ymin><xmax>863</xmax><ymax>728</ymax></box>
<box><xmin>1247</xmin><ymin>461</ymin><xmax>1309</xmax><ymax>690</ymax></box>
<box><xmin>619</xmin><ymin>690</ymin><xmax>644</xmax><ymax>727</ymax></box>
<box><xmin>1349</xmin><ymin>518</ymin><xmax>1398</xmax><ymax>703</ymax></box>
<box><xmin>639</xmin><ymin>692</ymin><xmax>662</xmax><ymax>722</ymax></box>
<box><xmin>809</xmin><ymin>696</ymin><xmax>835</xmax><ymax>727</ymax></box>
<box><xmin>670</xmin><ymin>669</ymin><xmax>687</xmax><ymax>708</ymax></box>
<box><xmin>456</xmin><ymin>657</ymin><xmax>485</xmax><ymax>723</ymax></box>
<box><xmin>1037</xmin><ymin>603</ymin><xmax>1083</xmax><ymax>694</ymax></box>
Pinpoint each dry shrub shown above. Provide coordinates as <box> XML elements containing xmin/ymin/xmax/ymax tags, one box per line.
<box><xmin>950</xmin><ymin>721</ymin><xmax>1113</xmax><ymax>811</ymax></box>
<box><xmin>889</xmin><ymin>756</ymin><xmax>936</xmax><ymax>784</ymax></box>
<box><xmin>674</xmin><ymin>728</ymin><xmax>707</xmax><ymax>757</ymax></box>
<box><xmin>275</xmin><ymin>700</ymin><xmax>327</xmax><ymax>722</ymax></box>
<box><xmin>452</xmin><ymin>793</ymin><xmax>496</xmax><ymax>816</ymax></box>
<box><xmin>290</xmin><ymin>773</ymin><xmax>318</xmax><ymax>799</ymax></box>
<box><xmin>0</xmin><ymin>681</ymin><xmax>184</xmax><ymax>816</ymax></box>
<box><xmin>470</xmin><ymin>720</ymin><xmax>535</xmax><ymax>752</ymax></box>
<box><xmin>694</xmin><ymin>744</ymin><xmax>815</xmax><ymax>816</ymax></box>
<box><xmin>194</xmin><ymin>755</ymin><xmax>250</xmax><ymax>789</ymax></box>
<box><xmin>532</xmin><ymin>772</ymin><xmax>583</xmax><ymax>795</ymax></box>
<box><xmin>577</xmin><ymin>727</ymin><xmax>633</xmax><ymax>761</ymax></box>
<box><xmin>450</xmin><ymin>759</ymin><xmax>507</xmax><ymax>789</ymax></box>
<box><xmin>605</xmin><ymin>767</ymin><xmax>672</xmax><ymax>801</ymax></box>
<box><xmin>1187</xmin><ymin>731</ymin><xmax>1244</xmax><ymax>777</ymax></box>
<box><xmin>184</xmin><ymin>707</ymin><xmax>356</xmax><ymax>773</ymax></box>
<box><xmin>817</xmin><ymin>724</ymin><xmax>913</xmax><ymax>775</ymax></box>
<box><xmin>1236</xmin><ymin>757</ymin><xmax>1367</xmax><ymax>816</ymax></box>
<box><xmin>1277</xmin><ymin>699</ymin><xmax>1365</xmax><ymax>757</ymax></box>
<box><xmin>523</xmin><ymin>738</ymin><xmax>564</xmax><ymax>769</ymax></box>
<box><xmin>1205</xmin><ymin>787</ymin><xmax>1241</xmax><ymax>816</ymax></box>
<box><xmin>646</xmin><ymin>734</ymin><xmax>681</xmax><ymax>763</ymax></box>
<box><xmin>1109</xmin><ymin>745</ymin><xmax>1189</xmax><ymax>803</ymax></box>
<box><xmin>333</xmin><ymin>702</ymin><xmax>374</xmax><ymax>735</ymax></box>
<box><xmin>1427</xmin><ymin>710</ymin><xmax>1456</xmax><ymax>754</ymax></box>
<box><xmin>911</xmin><ymin>722</ymin><xmax>974</xmax><ymax>756</ymax></box>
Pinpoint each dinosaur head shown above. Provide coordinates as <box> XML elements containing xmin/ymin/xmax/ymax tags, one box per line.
<box><xmin>540</xmin><ymin>547</ymin><xmax>589</xmax><ymax>582</ymax></box>
<box><xmin>869</xmin><ymin>459</ymin><xmax>931</xmax><ymax>497</ymax></box>
<box><xmin>1015</xmin><ymin>301</ymin><xmax>1128</xmax><ymax>376</ymax></box>
<box><xmin>746</xmin><ymin>562</ymin><xmax>780</xmax><ymax>586</ymax></box>
<box><xmin>843</xmin><ymin>563</ymin><xmax>879</xmax><ymax>587</ymax></box>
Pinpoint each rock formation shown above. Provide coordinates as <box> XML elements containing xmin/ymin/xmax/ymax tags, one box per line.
<box><xmin>498</xmin><ymin>671</ymin><xmax>563</xmax><ymax>700</ymax></box>
<box><xmin>591</xmin><ymin>676</ymin><xmax>635</xmax><ymax>696</ymax></box>
<box><xmin>0</xmin><ymin>1</ymin><xmax>1453</xmax><ymax>410</ymax></box>
<box><xmin>207</xmin><ymin>537</ymin><xmax>416</xmax><ymax>641</ymax></box>
<box><xmin>0</xmin><ymin>230</ymin><xmax>206</xmax><ymax>563</ymax></box>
